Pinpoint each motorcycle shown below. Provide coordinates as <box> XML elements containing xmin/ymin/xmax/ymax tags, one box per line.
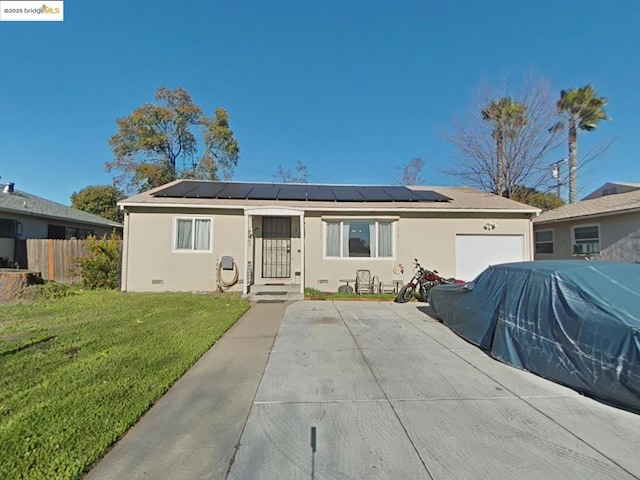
<box><xmin>395</xmin><ymin>258</ymin><xmax>459</xmax><ymax>303</ymax></box>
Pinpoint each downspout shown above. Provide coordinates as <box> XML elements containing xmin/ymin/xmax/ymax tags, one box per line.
<box><xmin>121</xmin><ymin>208</ymin><xmax>130</xmax><ymax>292</ymax></box>
<box><xmin>243</xmin><ymin>213</ymin><xmax>249</xmax><ymax>295</ymax></box>
<box><xmin>300</xmin><ymin>213</ymin><xmax>305</xmax><ymax>295</ymax></box>
<box><xmin>528</xmin><ymin>211</ymin><xmax>539</xmax><ymax>261</ymax></box>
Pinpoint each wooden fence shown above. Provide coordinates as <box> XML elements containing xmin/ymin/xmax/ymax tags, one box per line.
<box><xmin>24</xmin><ymin>239</ymin><xmax>92</xmax><ymax>283</ymax></box>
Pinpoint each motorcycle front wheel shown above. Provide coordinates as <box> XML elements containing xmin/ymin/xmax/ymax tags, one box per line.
<box><xmin>395</xmin><ymin>284</ymin><xmax>415</xmax><ymax>303</ymax></box>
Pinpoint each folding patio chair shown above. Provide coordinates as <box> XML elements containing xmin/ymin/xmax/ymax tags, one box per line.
<box><xmin>355</xmin><ymin>269</ymin><xmax>373</xmax><ymax>295</ymax></box>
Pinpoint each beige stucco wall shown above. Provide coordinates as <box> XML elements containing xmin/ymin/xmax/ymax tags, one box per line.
<box><xmin>534</xmin><ymin>211</ymin><xmax>640</xmax><ymax>262</ymax></box>
<box><xmin>123</xmin><ymin>208</ymin><xmax>246</xmax><ymax>292</ymax></box>
<box><xmin>123</xmin><ymin>207</ymin><xmax>534</xmax><ymax>293</ymax></box>
<box><xmin>304</xmin><ymin>211</ymin><xmax>534</xmax><ymax>292</ymax></box>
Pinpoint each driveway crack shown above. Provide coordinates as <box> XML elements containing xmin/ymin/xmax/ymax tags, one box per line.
<box><xmin>330</xmin><ymin>301</ymin><xmax>436</xmax><ymax>480</ymax></box>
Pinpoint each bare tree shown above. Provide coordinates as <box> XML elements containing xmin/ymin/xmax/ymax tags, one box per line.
<box><xmin>395</xmin><ymin>158</ymin><xmax>425</xmax><ymax>185</ymax></box>
<box><xmin>446</xmin><ymin>75</ymin><xmax>564</xmax><ymax>202</ymax></box>
<box><xmin>274</xmin><ymin>161</ymin><xmax>309</xmax><ymax>183</ymax></box>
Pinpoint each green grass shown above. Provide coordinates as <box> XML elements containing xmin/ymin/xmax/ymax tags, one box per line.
<box><xmin>0</xmin><ymin>290</ymin><xmax>250</xmax><ymax>480</ymax></box>
<box><xmin>304</xmin><ymin>288</ymin><xmax>397</xmax><ymax>301</ymax></box>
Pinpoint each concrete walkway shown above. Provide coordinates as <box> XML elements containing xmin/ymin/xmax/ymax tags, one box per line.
<box><xmin>86</xmin><ymin>301</ymin><xmax>287</xmax><ymax>480</ymax></box>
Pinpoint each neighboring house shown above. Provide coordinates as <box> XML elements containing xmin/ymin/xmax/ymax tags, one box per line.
<box><xmin>582</xmin><ymin>182</ymin><xmax>640</xmax><ymax>200</ymax></box>
<box><xmin>119</xmin><ymin>180</ymin><xmax>539</xmax><ymax>295</ymax></box>
<box><xmin>533</xmin><ymin>183</ymin><xmax>640</xmax><ymax>262</ymax></box>
<box><xmin>0</xmin><ymin>182</ymin><xmax>123</xmax><ymax>266</ymax></box>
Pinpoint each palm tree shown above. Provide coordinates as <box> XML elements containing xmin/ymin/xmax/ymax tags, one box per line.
<box><xmin>482</xmin><ymin>98</ymin><xmax>527</xmax><ymax>196</ymax></box>
<box><xmin>557</xmin><ymin>85</ymin><xmax>609</xmax><ymax>203</ymax></box>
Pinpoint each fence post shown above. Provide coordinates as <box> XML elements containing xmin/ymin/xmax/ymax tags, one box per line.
<box><xmin>48</xmin><ymin>239</ymin><xmax>54</xmax><ymax>281</ymax></box>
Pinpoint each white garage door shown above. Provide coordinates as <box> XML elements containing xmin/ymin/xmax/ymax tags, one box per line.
<box><xmin>455</xmin><ymin>235</ymin><xmax>525</xmax><ymax>281</ymax></box>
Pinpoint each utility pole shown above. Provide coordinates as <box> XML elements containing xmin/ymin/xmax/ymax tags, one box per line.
<box><xmin>551</xmin><ymin>159</ymin><xmax>567</xmax><ymax>200</ymax></box>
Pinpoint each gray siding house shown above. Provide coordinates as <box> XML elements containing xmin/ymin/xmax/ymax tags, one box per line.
<box><xmin>533</xmin><ymin>182</ymin><xmax>640</xmax><ymax>262</ymax></box>
<box><xmin>0</xmin><ymin>182</ymin><xmax>122</xmax><ymax>267</ymax></box>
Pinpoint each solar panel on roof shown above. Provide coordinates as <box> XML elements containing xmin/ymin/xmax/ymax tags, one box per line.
<box><xmin>155</xmin><ymin>182</ymin><xmax>203</xmax><ymax>197</ymax></box>
<box><xmin>277</xmin><ymin>186</ymin><xmax>307</xmax><ymax>200</ymax></box>
<box><xmin>360</xmin><ymin>187</ymin><xmax>395</xmax><ymax>202</ymax></box>
<box><xmin>413</xmin><ymin>190</ymin><xmax>452</xmax><ymax>202</ymax></box>
<box><xmin>216</xmin><ymin>183</ymin><xmax>255</xmax><ymax>199</ymax></box>
<box><xmin>332</xmin><ymin>187</ymin><xmax>366</xmax><ymax>201</ymax></box>
<box><xmin>248</xmin><ymin>185</ymin><xmax>280</xmax><ymax>200</ymax></box>
<box><xmin>186</xmin><ymin>182</ymin><xmax>229</xmax><ymax>198</ymax></box>
<box><xmin>305</xmin><ymin>187</ymin><xmax>335</xmax><ymax>201</ymax></box>
<box><xmin>379</xmin><ymin>187</ymin><xmax>421</xmax><ymax>201</ymax></box>
<box><xmin>151</xmin><ymin>181</ymin><xmax>451</xmax><ymax>203</ymax></box>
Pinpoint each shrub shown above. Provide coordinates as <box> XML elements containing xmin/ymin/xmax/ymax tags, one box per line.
<box><xmin>20</xmin><ymin>281</ymin><xmax>72</xmax><ymax>301</ymax></box>
<box><xmin>77</xmin><ymin>232</ymin><xmax>122</xmax><ymax>289</ymax></box>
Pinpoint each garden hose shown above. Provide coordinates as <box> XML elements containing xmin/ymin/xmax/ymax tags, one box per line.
<box><xmin>216</xmin><ymin>259</ymin><xmax>239</xmax><ymax>291</ymax></box>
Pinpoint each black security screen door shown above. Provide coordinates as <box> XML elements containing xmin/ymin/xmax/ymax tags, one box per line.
<box><xmin>262</xmin><ymin>217</ymin><xmax>291</xmax><ymax>278</ymax></box>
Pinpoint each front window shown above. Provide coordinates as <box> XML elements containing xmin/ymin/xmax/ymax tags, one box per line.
<box><xmin>325</xmin><ymin>220</ymin><xmax>393</xmax><ymax>258</ymax></box>
<box><xmin>573</xmin><ymin>225</ymin><xmax>600</xmax><ymax>254</ymax></box>
<box><xmin>65</xmin><ymin>227</ymin><xmax>94</xmax><ymax>240</ymax></box>
<box><xmin>535</xmin><ymin>230</ymin><xmax>554</xmax><ymax>254</ymax></box>
<box><xmin>0</xmin><ymin>219</ymin><xmax>18</xmax><ymax>238</ymax></box>
<box><xmin>175</xmin><ymin>218</ymin><xmax>212</xmax><ymax>251</ymax></box>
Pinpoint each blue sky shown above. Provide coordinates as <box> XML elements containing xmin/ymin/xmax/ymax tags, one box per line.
<box><xmin>1</xmin><ymin>0</ymin><xmax>638</xmax><ymax>205</ymax></box>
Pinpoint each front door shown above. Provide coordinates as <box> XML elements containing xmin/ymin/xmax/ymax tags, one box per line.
<box><xmin>262</xmin><ymin>217</ymin><xmax>291</xmax><ymax>278</ymax></box>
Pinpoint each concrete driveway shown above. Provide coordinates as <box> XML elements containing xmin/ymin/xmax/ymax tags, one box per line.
<box><xmin>228</xmin><ymin>301</ymin><xmax>640</xmax><ymax>480</ymax></box>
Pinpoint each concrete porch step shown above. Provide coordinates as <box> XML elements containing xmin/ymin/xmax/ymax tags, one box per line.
<box><xmin>246</xmin><ymin>283</ymin><xmax>303</xmax><ymax>302</ymax></box>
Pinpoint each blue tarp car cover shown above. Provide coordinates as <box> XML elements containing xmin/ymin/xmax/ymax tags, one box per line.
<box><xmin>429</xmin><ymin>260</ymin><xmax>640</xmax><ymax>413</ymax></box>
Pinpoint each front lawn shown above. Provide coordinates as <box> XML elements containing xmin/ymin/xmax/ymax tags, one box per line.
<box><xmin>304</xmin><ymin>287</ymin><xmax>397</xmax><ymax>301</ymax></box>
<box><xmin>0</xmin><ymin>290</ymin><xmax>250</xmax><ymax>480</ymax></box>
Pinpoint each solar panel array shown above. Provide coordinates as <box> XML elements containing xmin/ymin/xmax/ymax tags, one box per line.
<box><xmin>153</xmin><ymin>182</ymin><xmax>451</xmax><ymax>203</ymax></box>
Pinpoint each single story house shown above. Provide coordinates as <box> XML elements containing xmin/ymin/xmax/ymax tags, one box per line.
<box><xmin>0</xmin><ymin>182</ymin><xmax>122</xmax><ymax>267</ymax></box>
<box><xmin>119</xmin><ymin>180</ymin><xmax>539</xmax><ymax>295</ymax></box>
<box><xmin>533</xmin><ymin>182</ymin><xmax>640</xmax><ymax>262</ymax></box>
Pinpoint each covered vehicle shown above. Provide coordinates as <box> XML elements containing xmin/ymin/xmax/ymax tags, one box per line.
<box><xmin>428</xmin><ymin>260</ymin><xmax>640</xmax><ymax>413</ymax></box>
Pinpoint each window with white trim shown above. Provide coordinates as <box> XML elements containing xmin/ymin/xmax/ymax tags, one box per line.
<box><xmin>534</xmin><ymin>230</ymin><xmax>554</xmax><ymax>254</ymax></box>
<box><xmin>174</xmin><ymin>217</ymin><xmax>212</xmax><ymax>251</ymax></box>
<box><xmin>325</xmin><ymin>220</ymin><xmax>394</xmax><ymax>258</ymax></box>
<box><xmin>573</xmin><ymin>225</ymin><xmax>600</xmax><ymax>254</ymax></box>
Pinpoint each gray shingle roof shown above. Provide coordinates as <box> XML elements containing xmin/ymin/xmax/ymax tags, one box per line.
<box><xmin>534</xmin><ymin>188</ymin><xmax>640</xmax><ymax>224</ymax></box>
<box><xmin>0</xmin><ymin>189</ymin><xmax>122</xmax><ymax>228</ymax></box>
<box><xmin>120</xmin><ymin>180</ymin><xmax>539</xmax><ymax>213</ymax></box>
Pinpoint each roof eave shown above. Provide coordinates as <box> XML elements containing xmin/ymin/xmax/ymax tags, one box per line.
<box><xmin>118</xmin><ymin>201</ymin><xmax>538</xmax><ymax>214</ymax></box>
<box><xmin>0</xmin><ymin>205</ymin><xmax>122</xmax><ymax>228</ymax></box>
<box><xmin>534</xmin><ymin>206</ymin><xmax>640</xmax><ymax>225</ymax></box>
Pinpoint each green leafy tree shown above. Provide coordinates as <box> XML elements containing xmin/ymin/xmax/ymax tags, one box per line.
<box><xmin>481</xmin><ymin>98</ymin><xmax>527</xmax><ymax>196</ymax></box>
<box><xmin>557</xmin><ymin>85</ymin><xmax>610</xmax><ymax>203</ymax></box>
<box><xmin>509</xmin><ymin>186</ymin><xmax>564</xmax><ymax>211</ymax></box>
<box><xmin>274</xmin><ymin>161</ymin><xmax>309</xmax><ymax>183</ymax></box>
<box><xmin>71</xmin><ymin>185</ymin><xmax>124</xmax><ymax>223</ymax></box>
<box><xmin>395</xmin><ymin>158</ymin><xmax>425</xmax><ymax>185</ymax></box>
<box><xmin>106</xmin><ymin>87</ymin><xmax>240</xmax><ymax>193</ymax></box>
